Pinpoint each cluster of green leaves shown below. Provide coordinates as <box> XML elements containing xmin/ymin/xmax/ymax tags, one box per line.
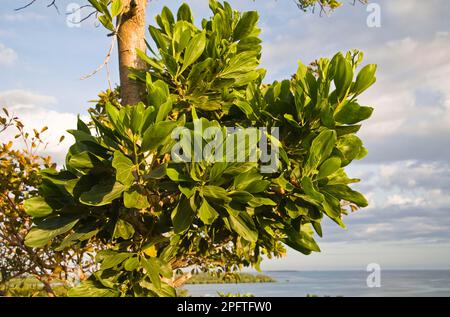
<box><xmin>23</xmin><ymin>0</ymin><xmax>376</xmax><ymax>297</ymax></box>
<box><xmin>87</xmin><ymin>0</ymin><xmax>125</xmax><ymax>32</ymax></box>
<box><xmin>131</xmin><ymin>0</ymin><xmax>263</xmax><ymax>113</ymax></box>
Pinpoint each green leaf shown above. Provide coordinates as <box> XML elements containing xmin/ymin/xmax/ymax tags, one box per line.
<box><xmin>226</xmin><ymin>208</ymin><xmax>258</xmax><ymax>243</ymax></box>
<box><xmin>146</xmin><ymin>79</ymin><xmax>170</xmax><ymax>108</ymax></box>
<box><xmin>155</xmin><ymin>100</ymin><xmax>173</xmax><ymax>123</ymax></box>
<box><xmin>113</xmin><ymin>219</ymin><xmax>135</xmax><ymax>240</ymax></box>
<box><xmin>228</xmin><ymin>191</ymin><xmax>254</xmax><ymax>204</ymax></box>
<box><xmin>141</xmin><ymin>257</ymin><xmax>161</xmax><ymax>289</ymax></box>
<box><xmin>112</xmin><ymin>151</ymin><xmax>135</xmax><ymax>187</ymax></box>
<box><xmin>248</xmin><ymin>197</ymin><xmax>277</xmax><ymax>207</ymax></box>
<box><xmin>87</xmin><ymin>0</ymin><xmax>104</xmax><ymax>13</ymax></box>
<box><xmin>100</xmin><ymin>252</ymin><xmax>132</xmax><ymax>270</ymax></box>
<box><xmin>336</xmin><ymin>134</ymin><xmax>367</xmax><ymax>166</ymax></box>
<box><xmin>284</xmin><ymin>228</ymin><xmax>320</xmax><ymax>254</ymax></box>
<box><xmin>233</xmin><ymin>11</ymin><xmax>258</xmax><ymax>40</ymax></box>
<box><xmin>317</xmin><ymin>157</ymin><xmax>341</xmax><ymax>180</ymax></box>
<box><xmin>220</xmin><ymin>51</ymin><xmax>258</xmax><ymax>79</ymax></box>
<box><xmin>147</xmin><ymin>164</ymin><xmax>167</xmax><ymax>179</ymax></box>
<box><xmin>136</xmin><ymin>48</ymin><xmax>164</xmax><ymax>71</ymax></box>
<box><xmin>124</xmin><ymin>189</ymin><xmax>150</xmax><ymax>209</ymax></box>
<box><xmin>244</xmin><ymin>180</ymin><xmax>270</xmax><ymax>194</ymax></box>
<box><xmin>140</xmin><ymin>280</ymin><xmax>176</xmax><ymax>297</ymax></box>
<box><xmin>198</xmin><ymin>199</ymin><xmax>219</xmax><ymax>225</ymax></box>
<box><xmin>285</xmin><ymin>200</ymin><xmax>308</xmax><ymax>219</ymax></box>
<box><xmin>111</xmin><ymin>0</ymin><xmax>123</xmax><ymax>17</ymax></box>
<box><xmin>180</xmin><ymin>31</ymin><xmax>206</xmax><ymax>74</ymax></box>
<box><xmin>305</xmin><ymin>129</ymin><xmax>337</xmax><ymax>175</ymax></box>
<box><xmin>323</xmin><ymin>184</ymin><xmax>368</xmax><ymax>207</ymax></box>
<box><xmin>353</xmin><ymin>64</ymin><xmax>377</xmax><ymax>95</ymax></box>
<box><xmin>124</xmin><ymin>257</ymin><xmax>139</xmax><ymax>271</ymax></box>
<box><xmin>301</xmin><ymin>176</ymin><xmax>324</xmax><ymax>203</ymax></box>
<box><xmin>56</xmin><ymin>224</ymin><xmax>100</xmax><ymax>251</ymax></box>
<box><xmin>24</xmin><ymin>197</ymin><xmax>53</xmax><ymax>218</ymax></box>
<box><xmin>201</xmin><ymin>185</ymin><xmax>231</xmax><ymax>203</ymax></box>
<box><xmin>68</xmin><ymin>280</ymin><xmax>119</xmax><ymax>297</ymax></box>
<box><xmin>25</xmin><ymin>215</ymin><xmax>79</xmax><ymax>248</ymax></box>
<box><xmin>334</xmin><ymin>54</ymin><xmax>353</xmax><ymax>99</ymax></box>
<box><xmin>312</xmin><ymin>222</ymin><xmax>323</xmax><ymax>237</ymax></box>
<box><xmin>141</xmin><ymin>121</ymin><xmax>177</xmax><ymax>152</ymax></box>
<box><xmin>321</xmin><ymin>191</ymin><xmax>344</xmax><ymax>227</ymax></box>
<box><xmin>334</xmin><ymin>102</ymin><xmax>373</xmax><ymax>124</ymax></box>
<box><xmin>171</xmin><ymin>197</ymin><xmax>194</xmax><ymax>234</ymax></box>
<box><xmin>177</xmin><ymin>3</ymin><xmax>193</xmax><ymax>22</ymax></box>
<box><xmin>80</xmin><ymin>181</ymin><xmax>125</xmax><ymax>206</ymax></box>
<box><xmin>98</xmin><ymin>14</ymin><xmax>114</xmax><ymax>32</ymax></box>
<box><xmin>68</xmin><ymin>151</ymin><xmax>102</xmax><ymax>172</ymax></box>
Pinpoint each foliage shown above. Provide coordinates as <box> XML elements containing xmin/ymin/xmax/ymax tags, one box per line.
<box><xmin>0</xmin><ymin>109</ymin><xmax>95</xmax><ymax>296</ymax></box>
<box><xmin>185</xmin><ymin>272</ymin><xmax>274</xmax><ymax>284</ymax></box>
<box><xmin>23</xmin><ymin>0</ymin><xmax>376</xmax><ymax>297</ymax></box>
<box><xmin>295</xmin><ymin>0</ymin><xmax>368</xmax><ymax>14</ymax></box>
<box><xmin>0</xmin><ymin>276</ymin><xmax>69</xmax><ymax>297</ymax></box>
<box><xmin>217</xmin><ymin>292</ymin><xmax>254</xmax><ymax>297</ymax></box>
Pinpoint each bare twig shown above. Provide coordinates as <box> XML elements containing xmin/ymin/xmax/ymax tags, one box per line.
<box><xmin>46</xmin><ymin>0</ymin><xmax>60</xmax><ymax>14</ymax></box>
<box><xmin>80</xmin><ymin>36</ymin><xmax>115</xmax><ymax>80</ymax></box>
<box><xmin>14</xmin><ymin>0</ymin><xmax>38</xmax><ymax>11</ymax></box>
<box><xmin>65</xmin><ymin>4</ymin><xmax>93</xmax><ymax>15</ymax></box>
<box><xmin>73</xmin><ymin>10</ymin><xmax>98</xmax><ymax>24</ymax></box>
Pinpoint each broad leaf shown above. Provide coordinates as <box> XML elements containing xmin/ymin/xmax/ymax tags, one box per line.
<box><xmin>80</xmin><ymin>181</ymin><xmax>125</xmax><ymax>206</ymax></box>
<box><xmin>124</xmin><ymin>189</ymin><xmax>150</xmax><ymax>209</ymax></box>
<box><xmin>198</xmin><ymin>199</ymin><xmax>219</xmax><ymax>224</ymax></box>
<box><xmin>24</xmin><ymin>197</ymin><xmax>53</xmax><ymax>218</ymax></box>
<box><xmin>353</xmin><ymin>64</ymin><xmax>377</xmax><ymax>95</ymax></box>
<box><xmin>68</xmin><ymin>280</ymin><xmax>119</xmax><ymax>297</ymax></box>
<box><xmin>112</xmin><ymin>151</ymin><xmax>135</xmax><ymax>187</ymax></box>
<box><xmin>141</xmin><ymin>121</ymin><xmax>177</xmax><ymax>152</ymax></box>
<box><xmin>180</xmin><ymin>31</ymin><xmax>206</xmax><ymax>74</ymax></box>
<box><xmin>113</xmin><ymin>219</ymin><xmax>135</xmax><ymax>240</ymax></box>
<box><xmin>171</xmin><ymin>197</ymin><xmax>194</xmax><ymax>233</ymax></box>
<box><xmin>25</xmin><ymin>215</ymin><xmax>79</xmax><ymax>248</ymax></box>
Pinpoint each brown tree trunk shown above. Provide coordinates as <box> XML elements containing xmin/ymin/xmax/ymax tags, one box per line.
<box><xmin>117</xmin><ymin>0</ymin><xmax>148</xmax><ymax>106</ymax></box>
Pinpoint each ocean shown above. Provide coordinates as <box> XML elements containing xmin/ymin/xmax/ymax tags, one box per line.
<box><xmin>183</xmin><ymin>270</ymin><xmax>450</xmax><ymax>297</ymax></box>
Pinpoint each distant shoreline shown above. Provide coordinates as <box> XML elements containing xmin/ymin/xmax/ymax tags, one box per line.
<box><xmin>185</xmin><ymin>273</ymin><xmax>276</xmax><ymax>285</ymax></box>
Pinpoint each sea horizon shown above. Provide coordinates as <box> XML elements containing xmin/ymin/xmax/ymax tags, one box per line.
<box><xmin>184</xmin><ymin>270</ymin><xmax>450</xmax><ymax>297</ymax></box>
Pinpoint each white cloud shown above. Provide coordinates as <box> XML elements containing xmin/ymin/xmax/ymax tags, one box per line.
<box><xmin>0</xmin><ymin>43</ymin><xmax>18</xmax><ymax>67</ymax></box>
<box><xmin>385</xmin><ymin>0</ymin><xmax>440</xmax><ymax>22</ymax></box>
<box><xmin>1</xmin><ymin>12</ymin><xmax>46</xmax><ymax>23</ymax></box>
<box><xmin>359</xmin><ymin>33</ymin><xmax>450</xmax><ymax>139</ymax></box>
<box><xmin>386</xmin><ymin>194</ymin><xmax>425</xmax><ymax>208</ymax></box>
<box><xmin>0</xmin><ymin>89</ymin><xmax>56</xmax><ymax>107</ymax></box>
<box><xmin>0</xmin><ymin>89</ymin><xmax>78</xmax><ymax>164</ymax></box>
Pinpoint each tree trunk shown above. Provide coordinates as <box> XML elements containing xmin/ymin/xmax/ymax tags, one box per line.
<box><xmin>117</xmin><ymin>0</ymin><xmax>148</xmax><ymax>106</ymax></box>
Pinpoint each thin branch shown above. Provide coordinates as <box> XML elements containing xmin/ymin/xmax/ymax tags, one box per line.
<box><xmin>80</xmin><ymin>37</ymin><xmax>116</xmax><ymax>80</ymax></box>
<box><xmin>14</xmin><ymin>0</ymin><xmax>38</xmax><ymax>11</ymax></box>
<box><xmin>46</xmin><ymin>0</ymin><xmax>60</xmax><ymax>14</ymax></box>
<box><xmin>73</xmin><ymin>10</ymin><xmax>98</xmax><ymax>24</ymax></box>
<box><xmin>65</xmin><ymin>4</ymin><xmax>93</xmax><ymax>15</ymax></box>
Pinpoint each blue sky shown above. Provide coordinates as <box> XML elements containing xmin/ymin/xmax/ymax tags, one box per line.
<box><xmin>1</xmin><ymin>0</ymin><xmax>450</xmax><ymax>270</ymax></box>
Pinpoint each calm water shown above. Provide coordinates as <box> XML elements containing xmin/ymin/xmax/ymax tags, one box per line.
<box><xmin>183</xmin><ymin>270</ymin><xmax>450</xmax><ymax>297</ymax></box>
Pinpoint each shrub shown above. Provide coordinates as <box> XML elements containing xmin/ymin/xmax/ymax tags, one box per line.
<box><xmin>23</xmin><ymin>1</ymin><xmax>376</xmax><ymax>297</ymax></box>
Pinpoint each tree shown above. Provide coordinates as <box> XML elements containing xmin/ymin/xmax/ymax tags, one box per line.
<box><xmin>19</xmin><ymin>1</ymin><xmax>377</xmax><ymax>296</ymax></box>
<box><xmin>0</xmin><ymin>110</ymin><xmax>97</xmax><ymax>296</ymax></box>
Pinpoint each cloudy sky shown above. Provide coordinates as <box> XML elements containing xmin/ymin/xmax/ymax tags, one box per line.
<box><xmin>1</xmin><ymin>0</ymin><xmax>450</xmax><ymax>270</ymax></box>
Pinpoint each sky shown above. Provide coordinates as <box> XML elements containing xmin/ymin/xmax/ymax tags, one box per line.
<box><xmin>1</xmin><ymin>0</ymin><xmax>450</xmax><ymax>271</ymax></box>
